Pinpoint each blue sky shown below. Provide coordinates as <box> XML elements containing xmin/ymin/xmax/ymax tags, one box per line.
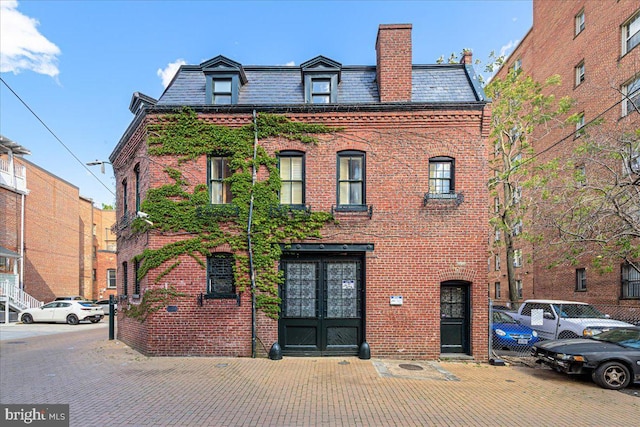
<box><xmin>0</xmin><ymin>0</ymin><xmax>532</xmax><ymax>208</ymax></box>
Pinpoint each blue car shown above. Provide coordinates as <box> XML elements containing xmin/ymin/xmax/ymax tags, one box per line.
<box><xmin>493</xmin><ymin>310</ymin><xmax>539</xmax><ymax>350</ymax></box>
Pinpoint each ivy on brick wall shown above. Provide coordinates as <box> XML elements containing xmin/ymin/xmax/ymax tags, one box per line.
<box><xmin>129</xmin><ymin>108</ymin><xmax>338</xmax><ymax>319</ymax></box>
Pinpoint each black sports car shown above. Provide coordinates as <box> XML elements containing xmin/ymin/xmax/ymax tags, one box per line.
<box><xmin>531</xmin><ymin>327</ymin><xmax>640</xmax><ymax>390</ymax></box>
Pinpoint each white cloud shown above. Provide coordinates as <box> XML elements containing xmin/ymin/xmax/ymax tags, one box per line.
<box><xmin>0</xmin><ymin>0</ymin><xmax>61</xmax><ymax>77</ymax></box>
<box><xmin>157</xmin><ymin>59</ymin><xmax>186</xmax><ymax>88</ymax></box>
<box><xmin>285</xmin><ymin>61</ymin><xmax>295</xmax><ymax>66</ymax></box>
<box><xmin>499</xmin><ymin>40</ymin><xmax>519</xmax><ymax>58</ymax></box>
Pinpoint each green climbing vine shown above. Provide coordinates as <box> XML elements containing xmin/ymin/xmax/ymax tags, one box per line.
<box><xmin>129</xmin><ymin>108</ymin><xmax>339</xmax><ymax>319</ymax></box>
<box><xmin>122</xmin><ymin>286</ymin><xmax>188</xmax><ymax>322</ymax></box>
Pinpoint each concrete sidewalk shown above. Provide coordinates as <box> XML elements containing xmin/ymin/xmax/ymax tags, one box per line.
<box><xmin>1</xmin><ymin>326</ymin><xmax>638</xmax><ymax>427</ymax></box>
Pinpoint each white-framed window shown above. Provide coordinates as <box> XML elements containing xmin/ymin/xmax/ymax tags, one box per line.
<box><xmin>495</xmin><ymin>254</ymin><xmax>501</xmax><ymax>271</ymax></box>
<box><xmin>107</xmin><ymin>269</ymin><xmax>117</xmax><ymax>289</ymax></box>
<box><xmin>495</xmin><ymin>228</ymin><xmax>501</xmax><ymax>242</ymax></box>
<box><xmin>494</xmin><ymin>197</ymin><xmax>500</xmax><ymax>214</ymax></box>
<box><xmin>622</xmin><ymin>11</ymin><xmax>640</xmax><ymax>55</ymax></box>
<box><xmin>575</xmin><ymin>9</ymin><xmax>585</xmax><ymax>35</ymax></box>
<box><xmin>576</xmin><ymin>268</ymin><xmax>587</xmax><ymax>291</ymax></box>
<box><xmin>622</xmin><ymin>74</ymin><xmax>640</xmax><ymax>117</ymax></box>
<box><xmin>512</xmin><ymin>219</ymin><xmax>523</xmax><ymax>236</ymax></box>
<box><xmin>575</xmin><ymin>61</ymin><xmax>585</xmax><ymax>86</ymax></box>
<box><xmin>513</xmin><ymin>58</ymin><xmax>522</xmax><ymax>72</ymax></box>
<box><xmin>513</xmin><ymin>249</ymin><xmax>523</xmax><ymax>268</ymax></box>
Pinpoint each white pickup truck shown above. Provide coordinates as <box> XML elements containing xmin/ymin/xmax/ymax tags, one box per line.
<box><xmin>510</xmin><ymin>299</ymin><xmax>634</xmax><ymax>340</ymax></box>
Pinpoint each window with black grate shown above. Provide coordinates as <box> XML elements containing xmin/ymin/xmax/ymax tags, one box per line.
<box><xmin>207</xmin><ymin>253</ymin><xmax>235</xmax><ymax>296</ymax></box>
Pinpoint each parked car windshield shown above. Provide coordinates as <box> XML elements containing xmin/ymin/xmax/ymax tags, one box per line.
<box><xmin>493</xmin><ymin>311</ymin><xmax>518</xmax><ymax>324</ymax></box>
<box><xmin>591</xmin><ymin>328</ymin><xmax>640</xmax><ymax>349</ymax></box>
<box><xmin>551</xmin><ymin>303</ymin><xmax>606</xmax><ymax>319</ymax></box>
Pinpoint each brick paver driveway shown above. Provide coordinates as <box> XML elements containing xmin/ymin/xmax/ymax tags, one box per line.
<box><xmin>1</xmin><ymin>324</ymin><xmax>638</xmax><ymax>426</ymax></box>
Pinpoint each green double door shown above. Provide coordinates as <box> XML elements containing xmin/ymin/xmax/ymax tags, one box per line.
<box><xmin>279</xmin><ymin>256</ymin><xmax>363</xmax><ymax>356</ymax></box>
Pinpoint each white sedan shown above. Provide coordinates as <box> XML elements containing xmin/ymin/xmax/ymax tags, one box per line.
<box><xmin>20</xmin><ymin>301</ymin><xmax>104</xmax><ymax>325</ymax></box>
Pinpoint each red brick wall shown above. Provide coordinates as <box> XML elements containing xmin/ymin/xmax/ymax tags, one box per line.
<box><xmin>113</xmin><ymin>108</ymin><xmax>490</xmax><ymax>360</ymax></box>
<box><xmin>492</xmin><ymin>1</ymin><xmax>640</xmax><ymax>305</ymax></box>
<box><xmin>19</xmin><ymin>159</ymin><xmax>82</xmax><ymax>302</ymax></box>
<box><xmin>0</xmin><ymin>187</ymin><xmax>21</xmax><ymax>255</ymax></box>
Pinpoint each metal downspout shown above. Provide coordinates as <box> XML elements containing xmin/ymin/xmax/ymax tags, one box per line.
<box><xmin>249</xmin><ymin>110</ymin><xmax>259</xmax><ymax>357</ymax></box>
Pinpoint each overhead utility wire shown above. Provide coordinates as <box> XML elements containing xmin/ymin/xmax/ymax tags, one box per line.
<box><xmin>0</xmin><ymin>76</ymin><xmax>115</xmax><ymax>197</ymax></box>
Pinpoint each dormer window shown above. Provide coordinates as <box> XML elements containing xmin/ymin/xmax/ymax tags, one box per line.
<box><xmin>212</xmin><ymin>79</ymin><xmax>233</xmax><ymax>105</ymax></box>
<box><xmin>301</xmin><ymin>56</ymin><xmax>341</xmax><ymax>104</ymax></box>
<box><xmin>200</xmin><ymin>55</ymin><xmax>247</xmax><ymax>106</ymax></box>
<box><xmin>312</xmin><ymin>79</ymin><xmax>332</xmax><ymax>104</ymax></box>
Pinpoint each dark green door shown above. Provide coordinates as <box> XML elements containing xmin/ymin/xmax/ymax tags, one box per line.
<box><xmin>440</xmin><ymin>282</ymin><xmax>470</xmax><ymax>354</ymax></box>
<box><xmin>280</xmin><ymin>256</ymin><xmax>363</xmax><ymax>356</ymax></box>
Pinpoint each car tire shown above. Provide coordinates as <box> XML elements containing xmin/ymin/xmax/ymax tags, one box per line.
<box><xmin>592</xmin><ymin>361</ymin><xmax>631</xmax><ymax>390</ymax></box>
<box><xmin>89</xmin><ymin>318</ymin><xmax>101</xmax><ymax>323</ymax></box>
<box><xmin>21</xmin><ymin>313</ymin><xmax>33</xmax><ymax>324</ymax></box>
<box><xmin>66</xmin><ymin>314</ymin><xmax>79</xmax><ymax>325</ymax></box>
<box><xmin>558</xmin><ymin>331</ymin><xmax>579</xmax><ymax>339</ymax></box>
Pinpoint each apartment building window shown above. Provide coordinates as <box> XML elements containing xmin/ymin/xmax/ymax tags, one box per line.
<box><xmin>494</xmin><ymin>228</ymin><xmax>501</xmax><ymax>242</ymax></box>
<box><xmin>122</xmin><ymin>261</ymin><xmax>128</xmax><ymax>296</ymax></box>
<box><xmin>279</xmin><ymin>151</ymin><xmax>305</xmax><ymax>205</ymax></box>
<box><xmin>207</xmin><ymin>253</ymin><xmax>235</xmax><ymax>296</ymax></box>
<box><xmin>575</xmin><ymin>9</ymin><xmax>585</xmax><ymax>35</ymax></box>
<box><xmin>512</xmin><ymin>219</ymin><xmax>523</xmax><ymax>236</ymax></box>
<box><xmin>311</xmin><ymin>79</ymin><xmax>331</xmax><ymax>104</ymax></box>
<box><xmin>209</xmin><ymin>156</ymin><xmax>233</xmax><ymax>204</ymax></box>
<box><xmin>495</xmin><ymin>282</ymin><xmax>501</xmax><ymax>299</ymax></box>
<box><xmin>301</xmin><ymin>57</ymin><xmax>341</xmax><ymax>104</ymax></box>
<box><xmin>512</xmin><ymin>186</ymin><xmax>522</xmax><ymax>204</ymax></box>
<box><xmin>337</xmin><ymin>151</ymin><xmax>365</xmax><ymax>207</ymax></box>
<box><xmin>516</xmin><ymin>280</ymin><xmax>523</xmax><ymax>299</ymax></box>
<box><xmin>428</xmin><ymin>156</ymin><xmax>455</xmax><ymax>195</ymax></box>
<box><xmin>107</xmin><ymin>269</ymin><xmax>117</xmax><ymax>289</ymax></box>
<box><xmin>622</xmin><ymin>11</ymin><xmax>640</xmax><ymax>55</ymax></box>
<box><xmin>122</xmin><ymin>179</ymin><xmax>128</xmax><ymax>215</ymax></box>
<box><xmin>576</xmin><ymin>268</ymin><xmax>587</xmax><ymax>291</ymax></box>
<box><xmin>211</xmin><ymin>79</ymin><xmax>232</xmax><ymax>105</ymax></box>
<box><xmin>495</xmin><ymin>254</ymin><xmax>501</xmax><ymax>271</ymax></box>
<box><xmin>576</xmin><ymin>165</ymin><xmax>587</xmax><ymax>186</ymax></box>
<box><xmin>622</xmin><ymin>74</ymin><xmax>640</xmax><ymax>117</ymax></box>
<box><xmin>514</xmin><ymin>249</ymin><xmax>523</xmax><ymax>268</ymax></box>
<box><xmin>134</xmin><ymin>163</ymin><xmax>141</xmax><ymax>212</ymax></box>
<box><xmin>621</xmin><ymin>263</ymin><xmax>640</xmax><ymax>299</ymax></box>
<box><xmin>575</xmin><ymin>113</ymin><xmax>585</xmax><ymax>137</ymax></box>
<box><xmin>133</xmin><ymin>258</ymin><xmax>140</xmax><ymax>296</ymax></box>
<box><xmin>494</xmin><ymin>197</ymin><xmax>500</xmax><ymax>214</ymax></box>
<box><xmin>511</xmin><ymin>58</ymin><xmax>522</xmax><ymax>73</ymax></box>
<box><xmin>575</xmin><ymin>61</ymin><xmax>585</xmax><ymax>86</ymax></box>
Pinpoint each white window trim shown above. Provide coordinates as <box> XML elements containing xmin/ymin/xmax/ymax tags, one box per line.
<box><xmin>575</xmin><ymin>10</ymin><xmax>585</xmax><ymax>36</ymax></box>
<box><xmin>622</xmin><ymin>11</ymin><xmax>640</xmax><ymax>56</ymax></box>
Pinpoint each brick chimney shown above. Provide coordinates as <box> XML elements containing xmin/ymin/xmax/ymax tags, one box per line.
<box><xmin>460</xmin><ymin>50</ymin><xmax>473</xmax><ymax>65</ymax></box>
<box><xmin>376</xmin><ymin>24</ymin><xmax>412</xmax><ymax>103</ymax></box>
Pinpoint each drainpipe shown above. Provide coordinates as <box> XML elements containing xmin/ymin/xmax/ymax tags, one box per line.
<box><xmin>249</xmin><ymin>110</ymin><xmax>258</xmax><ymax>358</ymax></box>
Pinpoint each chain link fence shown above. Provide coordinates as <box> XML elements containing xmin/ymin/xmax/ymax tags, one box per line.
<box><xmin>489</xmin><ymin>300</ymin><xmax>640</xmax><ymax>359</ymax></box>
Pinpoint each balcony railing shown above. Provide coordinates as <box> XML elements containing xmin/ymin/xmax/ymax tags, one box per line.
<box><xmin>0</xmin><ymin>159</ymin><xmax>27</xmax><ymax>192</ymax></box>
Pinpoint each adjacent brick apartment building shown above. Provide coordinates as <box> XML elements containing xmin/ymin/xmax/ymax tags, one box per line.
<box><xmin>1</xmin><ymin>135</ymin><xmax>116</xmax><ymax>310</ymax></box>
<box><xmin>490</xmin><ymin>1</ymin><xmax>640</xmax><ymax>309</ymax></box>
<box><xmin>111</xmin><ymin>24</ymin><xmax>491</xmax><ymax>359</ymax></box>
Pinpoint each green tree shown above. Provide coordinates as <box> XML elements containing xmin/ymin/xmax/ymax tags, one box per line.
<box><xmin>485</xmin><ymin>66</ymin><xmax>573</xmax><ymax>304</ymax></box>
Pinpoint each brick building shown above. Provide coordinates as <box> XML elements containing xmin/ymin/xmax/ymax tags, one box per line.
<box><xmin>1</xmin><ymin>135</ymin><xmax>116</xmax><ymax>314</ymax></box>
<box><xmin>111</xmin><ymin>24</ymin><xmax>491</xmax><ymax>359</ymax></box>
<box><xmin>490</xmin><ymin>1</ymin><xmax>640</xmax><ymax>309</ymax></box>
